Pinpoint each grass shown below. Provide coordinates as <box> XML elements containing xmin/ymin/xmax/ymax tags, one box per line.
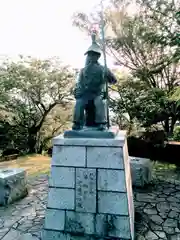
<box><xmin>152</xmin><ymin>160</ymin><xmax>180</xmax><ymax>181</ymax></box>
<box><xmin>1</xmin><ymin>153</ymin><xmax>180</xmax><ymax>181</ymax></box>
<box><xmin>0</xmin><ymin>154</ymin><xmax>51</xmax><ymax>177</ymax></box>
<box><xmin>152</xmin><ymin>161</ymin><xmax>177</xmax><ymax>171</ymax></box>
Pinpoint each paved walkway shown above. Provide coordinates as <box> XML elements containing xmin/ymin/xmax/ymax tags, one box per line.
<box><xmin>135</xmin><ymin>178</ymin><xmax>180</xmax><ymax>240</ymax></box>
<box><xmin>1</xmin><ymin>174</ymin><xmax>180</xmax><ymax>239</ymax></box>
<box><xmin>0</xmin><ymin>175</ymin><xmax>48</xmax><ymax>240</ymax></box>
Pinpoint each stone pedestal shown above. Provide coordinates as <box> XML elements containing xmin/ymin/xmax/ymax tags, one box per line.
<box><xmin>130</xmin><ymin>156</ymin><xmax>152</xmax><ymax>188</ymax></box>
<box><xmin>0</xmin><ymin>168</ymin><xmax>28</xmax><ymax>205</ymax></box>
<box><xmin>43</xmin><ymin>131</ymin><xmax>134</xmax><ymax>240</ymax></box>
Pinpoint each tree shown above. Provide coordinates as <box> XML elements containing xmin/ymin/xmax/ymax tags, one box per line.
<box><xmin>73</xmin><ymin>0</ymin><xmax>180</xmax><ymax>135</ymax></box>
<box><xmin>110</xmin><ymin>72</ymin><xmax>180</xmax><ymax>135</ymax></box>
<box><xmin>110</xmin><ymin>74</ymin><xmax>167</xmax><ymax>131</ymax></box>
<box><xmin>137</xmin><ymin>0</ymin><xmax>180</xmax><ymax>50</ymax></box>
<box><xmin>0</xmin><ymin>56</ymin><xmax>74</xmax><ymax>153</ymax></box>
<box><xmin>39</xmin><ymin>104</ymin><xmax>73</xmax><ymax>152</ymax></box>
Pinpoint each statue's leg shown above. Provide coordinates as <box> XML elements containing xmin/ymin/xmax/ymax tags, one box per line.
<box><xmin>72</xmin><ymin>99</ymin><xmax>85</xmax><ymax>130</ymax></box>
<box><xmin>94</xmin><ymin>96</ymin><xmax>107</xmax><ymax>130</ymax></box>
<box><xmin>85</xmin><ymin>100</ymin><xmax>96</xmax><ymax>127</ymax></box>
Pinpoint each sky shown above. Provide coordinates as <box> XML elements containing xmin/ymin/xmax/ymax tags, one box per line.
<box><xmin>0</xmin><ymin>0</ymin><xmax>114</xmax><ymax>68</ymax></box>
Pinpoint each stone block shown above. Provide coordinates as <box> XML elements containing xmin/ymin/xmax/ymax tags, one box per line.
<box><xmin>42</xmin><ymin>234</ymin><xmax>101</xmax><ymax>240</ymax></box>
<box><xmin>76</xmin><ymin>168</ymin><xmax>96</xmax><ymax>213</ymax></box>
<box><xmin>49</xmin><ymin>167</ymin><xmax>75</xmax><ymax>188</ymax></box>
<box><xmin>66</xmin><ymin>237</ymin><xmax>97</xmax><ymax>240</ymax></box>
<box><xmin>98</xmin><ymin>192</ymin><xmax>128</xmax><ymax>215</ymax></box>
<box><xmin>130</xmin><ymin>156</ymin><xmax>152</xmax><ymax>187</ymax></box>
<box><xmin>0</xmin><ymin>168</ymin><xmax>28</xmax><ymax>206</ymax></box>
<box><xmin>65</xmin><ymin>211</ymin><xmax>94</xmax><ymax>235</ymax></box>
<box><xmin>52</xmin><ymin>146</ymin><xmax>86</xmax><ymax>167</ymax></box>
<box><xmin>47</xmin><ymin>188</ymin><xmax>74</xmax><ymax>210</ymax></box>
<box><xmin>42</xmin><ymin>230</ymin><xmax>68</xmax><ymax>240</ymax></box>
<box><xmin>44</xmin><ymin>209</ymin><xmax>65</xmax><ymax>231</ymax></box>
<box><xmin>95</xmin><ymin>214</ymin><xmax>108</xmax><ymax>236</ymax></box>
<box><xmin>67</xmin><ymin>236</ymin><xmax>96</xmax><ymax>240</ymax></box>
<box><xmin>95</xmin><ymin>214</ymin><xmax>132</xmax><ymax>239</ymax></box>
<box><xmin>87</xmin><ymin>147</ymin><xmax>124</xmax><ymax>169</ymax></box>
<box><xmin>98</xmin><ymin>169</ymin><xmax>126</xmax><ymax>192</ymax></box>
<box><xmin>107</xmin><ymin>215</ymin><xmax>132</xmax><ymax>239</ymax></box>
<box><xmin>43</xmin><ymin>234</ymin><xmax>103</xmax><ymax>240</ymax></box>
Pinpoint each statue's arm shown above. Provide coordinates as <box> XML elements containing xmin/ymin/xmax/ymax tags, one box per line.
<box><xmin>106</xmin><ymin>68</ymin><xmax>117</xmax><ymax>84</ymax></box>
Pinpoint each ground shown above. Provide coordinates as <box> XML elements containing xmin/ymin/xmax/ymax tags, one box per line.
<box><xmin>0</xmin><ymin>154</ymin><xmax>50</xmax><ymax>177</ymax></box>
<box><xmin>1</xmin><ymin>156</ymin><xmax>180</xmax><ymax>239</ymax></box>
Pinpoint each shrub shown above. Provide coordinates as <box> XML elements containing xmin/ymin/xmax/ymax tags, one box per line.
<box><xmin>173</xmin><ymin>126</ymin><xmax>180</xmax><ymax>141</ymax></box>
<box><xmin>139</xmin><ymin>130</ymin><xmax>167</xmax><ymax>145</ymax></box>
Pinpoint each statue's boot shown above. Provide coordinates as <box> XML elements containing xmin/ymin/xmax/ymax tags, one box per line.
<box><xmin>97</xmin><ymin>124</ymin><xmax>106</xmax><ymax>131</ymax></box>
<box><xmin>72</xmin><ymin>99</ymin><xmax>85</xmax><ymax>130</ymax></box>
<box><xmin>85</xmin><ymin>100</ymin><xmax>96</xmax><ymax>127</ymax></box>
<box><xmin>72</xmin><ymin>123</ymin><xmax>82</xmax><ymax>130</ymax></box>
<box><xmin>94</xmin><ymin>96</ymin><xmax>107</xmax><ymax>131</ymax></box>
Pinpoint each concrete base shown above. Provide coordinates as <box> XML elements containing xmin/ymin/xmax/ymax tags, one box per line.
<box><xmin>130</xmin><ymin>156</ymin><xmax>152</xmax><ymax>187</ymax></box>
<box><xmin>0</xmin><ymin>168</ymin><xmax>28</xmax><ymax>205</ymax></box>
<box><xmin>43</xmin><ymin>130</ymin><xmax>134</xmax><ymax>240</ymax></box>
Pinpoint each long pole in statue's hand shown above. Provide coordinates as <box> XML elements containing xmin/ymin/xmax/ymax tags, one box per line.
<box><xmin>100</xmin><ymin>0</ymin><xmax>110</xmax><ymax>129</ymax></box>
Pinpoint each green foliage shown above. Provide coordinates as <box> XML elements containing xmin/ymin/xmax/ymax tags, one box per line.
<box><xmin>171</xmin><ymin>87</ymin><xmax>180</xmax><ymax>102</ymax></box>
<box><xmin>139</xmin><ymin>0</ymin><xmax>180</xmax><ymax>49</ymax></box>
<box><xmin>110</xmin><ymin>73</ymin><xmax>180</xmax><ymax>134</ymax></box>
<box><xmin>0</xmin><ymin>56</ymin><xmax>74</xmax><ymax>153</ymax></box>
<box><xmin>173</xmin><ymin>126</ymin><xmax>180</xmax><ymax>141</ymax></box>
<box><xmin>73</xmin><ymin>0</ymin><xmax>180</xmax><ymax>135</ymax></box>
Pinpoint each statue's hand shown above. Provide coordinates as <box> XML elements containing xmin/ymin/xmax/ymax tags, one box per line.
<box><xmin>106</xmin><ymin>68</ymin><xmax>117</xmax><ymax>84</ymax></box>
<box><xmin>102</xmin><ymin>91</ymin><xmax>108</xmax><ymax>99</ymax></box>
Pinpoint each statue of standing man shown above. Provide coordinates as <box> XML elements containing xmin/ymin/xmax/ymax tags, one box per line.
<box><xmin>72</xmin><ymin>32</ymin><xmax>117</xmax><ymax>131</ymax></box>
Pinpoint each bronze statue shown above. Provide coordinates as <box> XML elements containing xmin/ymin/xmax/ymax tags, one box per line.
<box><xmin>72</xmin><ymin>33</ymin><xmax>117</xmax><ymax>131</ymax></box>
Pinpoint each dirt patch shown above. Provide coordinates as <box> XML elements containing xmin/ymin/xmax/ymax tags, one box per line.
<box><xmin>0</xmin><ymin>154</ymin><xmax>51</xmax><ymax>176</ymax></box>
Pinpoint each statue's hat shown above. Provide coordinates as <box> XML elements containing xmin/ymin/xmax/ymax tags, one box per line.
<box><xmin>84</xmin><ymin>33</ymin><xmax>101</xmax><ymax>55</ymax></box>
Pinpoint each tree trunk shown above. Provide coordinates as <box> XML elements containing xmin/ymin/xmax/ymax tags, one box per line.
<box><xmin>169</xmin><ymin>116</ymin><xmax>177</xmax><ymax>136</ymax></box>
<box><xmin>27</xmin><ymin>103</ymin><xmax>58</xmax><ymax>153</ymax></box>
<box><xmin>28</xmin><ymin>128</ymin><xmax>38</xmax><ymax>153</ymax></box>
<box><xmin>128</xmin><ymin>118</ymin><xmax>134</xmax><ymax>135</ymax></box>
<box><xmin>28</xmin><ymin>135</ymin><xmax>37</xmax><ymax>153</ymax></box>
<box><xmin>164</xmin><ymin>119</ymin><xmax>170</xmax><ymax>136</ymax></box>
<box><xmin>37</xmin><ymin>143</ymin><xmax>43</xmax><ymax>154</ymax></box>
